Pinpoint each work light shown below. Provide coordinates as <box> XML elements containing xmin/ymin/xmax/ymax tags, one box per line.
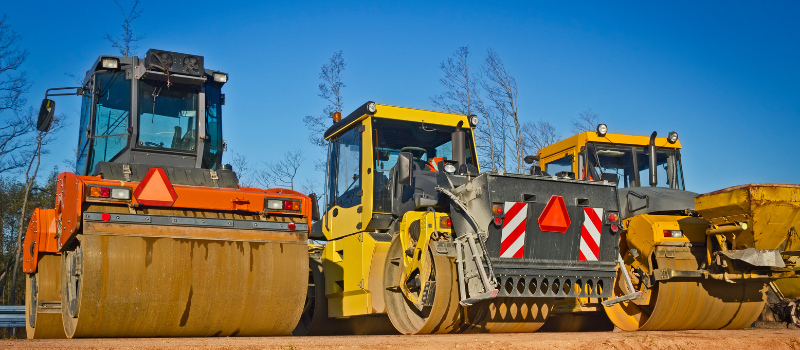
<box><xmin>596</xmin><ymin>124</ymin><xmax>608</xmax><ymax>136</ymax></box>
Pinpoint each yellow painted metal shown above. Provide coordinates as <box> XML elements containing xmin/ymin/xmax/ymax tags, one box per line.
<box><xmin>324</xmin><ymin>104</ymin><xmax>475</xmax><ymax>142</ymax></box>
<box><xmin>383</xmin><ymin>236</ymin><xmax>553</xmax><ymax>334</ymax></box>
<box><xmin>321</xmin><ymin>233</ymin><xmax>391</xmax><ymax>318</ymax></box>
<box><xmin>695</xmin><ymin>184</ymin><xmax>800</xmax><ymax>299</ymax></box>
<box><xmin>60</xmin><ymin>222</ymin><xmax>307</xmax><ymax>338</ymax></box>
<box><xmin>25</xmin><ymin>255</ymin><xmax>66</xmax><ymax>339</ymax></box>
<box><xmin>398</xmin><ymin>211</ymin><xmax>452</xmax><ymax>305</ymax></box>
<box><xmin>536</xmin><ymin>131</ymin><xmax>682</xmax><ymax>174</ymax></box>
<box><xmin>293</xmin><ymin>255</ymin><xmax>398</xmax><ymax>336</ymax></box>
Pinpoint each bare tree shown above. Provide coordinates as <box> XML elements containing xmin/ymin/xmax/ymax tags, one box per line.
<box><xmin>571</xmin><ymin>108</ymin><xmax>600</xmax><ymax>134</ymax></box>
<box><xmin>481</xmin><ymin>49</ymin><xmax>522</xmax><ymax>173</ymax></box>
<box><xmin>430</xmin><ymin>46</ymin><xmax>499</xmax><ymax>171</ymax></box>
<box><xmin>104</xmin><ymin>0</ymin><xmax>145</xmax><ymax>57</ymax></box>
<box><xmin>257</xmin><ymin>149</ymin><xmax>305</xmax><ymax>190</ymax></box>
<box><xmin>230</xmin><ymin>152</ymin><xmax>254</xmax><ymax>188</ymax></box>
<box><xmin>0</xmin><ymin>15</ymin><xmax>29</xmax><ymax>114</ymax></box>
<box><xmin>522</xmin><ymin>120</ymin><xmax>560</xmax><ymax>158</ymax></box>
<box><xmin>303</xmin><ymin>50</ymin><xmax>346</xmax><ymax>148</ymax></box>
<box><xmin>8</xmin><ymin>111</ymin><xmax>63</xmax><ymax>305</ymax></box>
<box><xmin>431</xmin><ymin>46</ymin><xmax>474</xmax><ymax>115</ymax></box>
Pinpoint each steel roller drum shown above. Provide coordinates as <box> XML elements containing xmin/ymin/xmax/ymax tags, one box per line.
<box><xmin>25</xmin><ymin>255</ymin><xmax>66</xmax><ymax>339</ymax></box>
<box><xmin>60</xmin><ymin>229</ymin><xmax>307</xmax><ymax>338</ymax></box>
<box><xmin>383</xmin><ymin>237</ymin><xmax>553</xmax><ymax>334</ymax></box>
<box><xmin>604</xmin><ymin>257</ymin><xmax>766</xmax><ymax>330</ymax></box>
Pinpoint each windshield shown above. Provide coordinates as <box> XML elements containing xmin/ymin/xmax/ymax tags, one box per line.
<box><xmin>372</xmin><ymin>117</ymin><xmax>477</xmax><ymax>212</ymax></box>
<box><xmin>137</xmin><ymin>80</ymin><xmax>198</xmax><ymax>152</ymax></box>
<box><xmin>586</xmin><ymin>143</ymin><xmax>684</xmax><ymax>190</ymax></box>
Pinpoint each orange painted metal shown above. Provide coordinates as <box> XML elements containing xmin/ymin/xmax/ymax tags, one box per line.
<box><xmin>22</xmin><ymin>208</ymin><xmax>59</xmax><ymax>273</ymax></box>
<box><xmin>35</xmin><ymin>168</ymin><xmax>311</xmax><ymax>273</ymax></box>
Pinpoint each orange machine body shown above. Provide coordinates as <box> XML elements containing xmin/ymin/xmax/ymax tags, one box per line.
<box><xmin>24</xmin><ymin>170</ymin><xmax>311</xmax><ymax>273</ymax></box>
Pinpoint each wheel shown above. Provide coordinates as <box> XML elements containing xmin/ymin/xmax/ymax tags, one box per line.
<box><xmin>25</xmin><ymin>255</ymin><xmax>66</xmax><ymax>339</ymax></box>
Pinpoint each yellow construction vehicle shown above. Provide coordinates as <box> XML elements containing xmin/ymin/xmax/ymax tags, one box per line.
<box><xmin>536</xmin><ymin>125</ymin><xmax>798</xmax><ymax>330</ymax></box>
<box><xmin>294</xmin><ymin>103</ymin><xmax>634</xmax><ymax>335</ymax></box>
<box><xmin>23</xmin><ymin>49</ymin><xmax>313</xmax><ymax>338</ymax></box>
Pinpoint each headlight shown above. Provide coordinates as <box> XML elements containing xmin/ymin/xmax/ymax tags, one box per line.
<box><xmin>596</xmin><ymin>124</ymin><xmax>608</xmax><ymax>136</ymax></box>
<box><xmin>667</xmin><ymin>131</ymin><xmax>678</xmax><ymax>144</ymax></box>
<box><xmin>101</xmin><ymin>58</ymin><xmax>120</xmax><ymax>69</ymax></box>
<box><xmin>213</xmin><ymin>72</ymin><xmax>228</xmax><ymax>83</ymax></box>
<box><xmin>469</xmin><ymin>115</ymin><xmax>479</xmax><ymax>127</ymax></box>
<box><xmin>367</xmin><ymin>102</ymin><xmax>377</xmax><ymax>113</ymax></box>
<box><xmin>444</xmin><ymin>163</ymin><xmax>457</xmax><ymax>173</ymax></box>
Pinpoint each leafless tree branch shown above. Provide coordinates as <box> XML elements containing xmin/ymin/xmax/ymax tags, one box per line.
<box><xmin>104</xmin><ymin>0</ymin><xmax>145</xmax><ymax>57</ymax></box>
<box><xmin>257</xmin><ymin>149</ymin><xmax>305</xmax><ymax>190</ymax></box>
<box><xmin>0</xmin><ymin>14</ymin><xmax>29</xmax><ymax>114</ymax></box>
<box><xmin>571</xmin><ymin>108</ymin><xmax>600</xmax><ymax>134</ymax></box>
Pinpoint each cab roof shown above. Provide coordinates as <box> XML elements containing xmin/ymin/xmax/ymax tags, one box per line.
<box><xmin>323</xmin><ymin>102</ymin><xmax>474</xmax><ymax>140</ymax></box>
<box><xmin>537</xmin><ymin>131</ymin><xmax>682</xmax><ymax>160</ymax></box>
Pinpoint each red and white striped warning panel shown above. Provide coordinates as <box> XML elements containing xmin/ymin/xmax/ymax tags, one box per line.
<box><xmin>579</xmin><ymin>207</ymin><xmax>604</xmax><ymax>261</ymax></box>
<box><xmin>500</xmin><ymin>202</ymin><xmax>529</xmax><ymax>258</ymax></box>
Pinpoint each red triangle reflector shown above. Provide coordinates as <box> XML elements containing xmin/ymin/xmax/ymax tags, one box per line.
<box><xmin>538</xmin><ymin>195</ymin><xmax>571</xmax><ymax>233</ymax></box>
<box><xmin>134</xmin><ymin>168</ymin><xmax>178</xmax><ymax>206</ymax></box>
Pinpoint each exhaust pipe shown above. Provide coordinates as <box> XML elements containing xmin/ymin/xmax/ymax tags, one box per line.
<box><xmin>649</xmin><ymin>131</ymin><xmax>657</xmax><ymax>187</ymax></box>
<box><xmin>452</xmin><ymin>121</ymin><xmax>466</xmax><ymax>168</ymax></box>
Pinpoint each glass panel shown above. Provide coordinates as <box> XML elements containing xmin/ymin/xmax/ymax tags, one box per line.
<box><xmin>75</xmin><ymin>93</ymin><xmax>92</xmax><ymax>175</ymax></box>
<box><xmin>371</xmin><ymin>118</ymin><xmax>477</xmax><ymax>212</ymax></box>
<box><xmin>137</xmin><ymin>80</ymin><xmax>198</xmax><ymax>152</ymax></box>
<box><xmin>636</xmin><ymin>148</ymin><xmax>681</xmax><ymax>189</ymax></box>
<box><xmin>89</xmin><ymin>71</ymin><xmax>130</xmax><ymax>174</ymax></box>
<box><xmin>586</xmin><ymin>144</ymin><xmax>637</xmax><ymax>188</ymax></box>
<box><xmin>545</xmin><ymin>154</ymin><xmax>573</xmax><ymax>175</ymax></box>
<box><xmin>333</xmin><ymin>126</ymin><xmax>362</xmax><ymax>208</ymax></box>
<box><xmin>327</xmin><ymin>141</ymin><xmax>339</xmax><ymax>207</ymax></box>
<box><xmin>203</xmin><ymin>84</ymin><xmax>223</xmax><ymax>169</ymax></box>
<box><xmin>675</xmin><ymin>151</ymin><xmax>685</xmax><ymax>190</ymax></box>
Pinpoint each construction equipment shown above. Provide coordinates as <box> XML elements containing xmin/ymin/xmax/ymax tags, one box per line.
<box><xmin>294</xmin><ymin>103</ymin><xmax>627</xmax><ymax>335</ymax></box>
<box><xmin>536</xmin><ymin>126</ymin><xmax>797</xmax><ymax>331</ymax></box>
<box><xmin>23</xmin><ymin>49</ymin><xmax>312</xmax><ymax>338</ymax></box>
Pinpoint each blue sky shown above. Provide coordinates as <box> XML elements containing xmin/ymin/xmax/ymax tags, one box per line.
<box><xmin>3</xmin><ymin>1</ymin><xmax>798</xmax><ymax>193</ymax></box>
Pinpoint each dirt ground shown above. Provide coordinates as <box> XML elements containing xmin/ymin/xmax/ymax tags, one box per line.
<box><xmin>3</xmin><ymin>328</ymin><xmax>800</xmax><ymax>350</ymax></box>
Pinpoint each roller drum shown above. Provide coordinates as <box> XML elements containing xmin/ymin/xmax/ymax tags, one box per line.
<box><xmin>61</xmin><ymin>232</ymin><xmax>307</xmax><ymax>338</ymax></box>
<box><xmin>604</xmin><ymin>257</ymin><xmax>766</xmax><ymax>330</ymax></box>
<box><xmin>383</xmin><ymin>237</ymin><xmax>552</xmax><ymax>334</ymax></box>
<box><xmin>25</xmin><ymin>255</ymin><xmax>66</xmax><ymax>339</ymax></box>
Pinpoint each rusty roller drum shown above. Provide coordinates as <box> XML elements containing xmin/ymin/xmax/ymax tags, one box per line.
<box><xmin>383</xmin><ymin>236</ymin><xmax>553</xmax><ymax>334</ymax></box>
<box><xmin>293</xmin><ymin>255</ymin><xmax>398</xmax><ymax>336</ymax></box>
<box><xmin>25</xmin><ymin>255</ymin><xmax>66</xmax><ymax>339</ymax></box>
<box><xmin>604</xmin><ymin>257</ymin><xmax>766</xmax><ymax>330</ymax></box>
<box><xmin>60</xmin><ymin>227</ymin><xmax>307</xmax><ymax>338</ymax></box>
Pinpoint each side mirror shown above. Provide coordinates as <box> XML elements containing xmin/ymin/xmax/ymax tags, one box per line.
<box><xmin>309</xmin><ymin>193</ymin><xmax>321</xmax><ymax>222</ymax></box>
<box><xmin>37</xmin><ymin>99</ymin><xmax>55</xmax><ymax>132</ymax></box>
<box><xmin>524</xmin><ymin>155</ymin><xmax>539</xmax><ymax>164</ymax></box>
<box><xmin>397</xmin><ymin>152</ymin><xmax>413</xmax><ymax>185</ymax></box>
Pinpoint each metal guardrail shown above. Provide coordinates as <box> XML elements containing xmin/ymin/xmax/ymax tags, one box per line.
<box><xmin>0</xmin><ymin>305</ymin><xmax>25</xmax><ymax>328</ymax></box>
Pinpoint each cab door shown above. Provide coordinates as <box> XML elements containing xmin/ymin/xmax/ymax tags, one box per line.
<box><xmin>324</xmin><ymin>120</ymin><xmax>373</xmax><ymax>239</ymax></box>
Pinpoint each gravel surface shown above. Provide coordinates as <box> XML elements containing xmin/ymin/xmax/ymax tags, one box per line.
<box><xmin>3</xmin><ymin>329</ymin><xmax>800</xmax><ymax>350</ymax></box>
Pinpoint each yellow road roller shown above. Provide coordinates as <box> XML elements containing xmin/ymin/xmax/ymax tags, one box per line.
<box><xmin>536</xmin><ymin>126</ymin><xmax>798</xmax><ymax>330</ymax></box>
<box><xmin>294</xmin><ymin>103</ymin><xmax>634</xmax><ymax>335</ymax></box>
<box><xmin>23</xmin><ymin>49</ymin><xmax>313</xmax><ymax>338</ymax></box>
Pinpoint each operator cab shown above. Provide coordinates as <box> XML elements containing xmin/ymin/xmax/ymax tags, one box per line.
<box><xmin>539</xmin><ymin>128</ymin><xmax>685</xmax><ymax>190</ymax></box>
<box><xmin>37</xmin><ymin>49</ymin><xmax>229</xmax><ymax>176</ymax></box>
<box><xmin>320</xmin><ymin>102</ymin><xmax>478</xmax><ymax>239</ymax></box>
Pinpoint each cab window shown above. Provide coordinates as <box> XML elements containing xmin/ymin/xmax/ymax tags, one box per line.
<box><xmin>328</xmin><ymin>125</ymin><xmax>362</xmax><ymax>208</ymax></box>
<box><xmin>88</xmin><ymin>71</ymin><xmax>130</xmax><ymax>174</ymax></box>
<box><xmin>545</xmin><ymin>154</ymin><xmax>573</xmax><ymax>175</ymax></box>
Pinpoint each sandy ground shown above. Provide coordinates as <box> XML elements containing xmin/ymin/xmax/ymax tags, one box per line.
<box><xmin>3</xmin><ymin>328</ymin><xmax>800</xmax><ymax>350</ymax></box>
